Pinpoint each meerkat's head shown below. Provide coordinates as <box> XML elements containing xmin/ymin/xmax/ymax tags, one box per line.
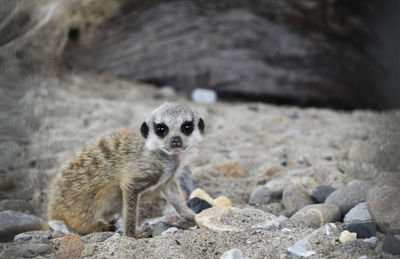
<box><xmin>140</xmin><ymin>102</ymin><xmax>204</xmax><ymax>155</ymax></box>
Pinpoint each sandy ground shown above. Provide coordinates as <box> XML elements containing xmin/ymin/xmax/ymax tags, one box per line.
<box><xmin>1</xmin><ymin>72</ymin><xmax>399</xmax><ymax>258</ymax></box>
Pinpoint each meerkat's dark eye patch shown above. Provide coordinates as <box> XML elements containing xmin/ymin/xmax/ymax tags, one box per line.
<box><xmin>154</xmin><ymin>123</ymin><xmax>169</xmax><ymax>138</ymax></box>
<box><xmin>198</xmin><ymin>118</ymin><xmax>205</xmax><ymax>134</ymax></box>
<box><xmin>181</xmin><ymin>121</ymin><xmax>194</xmax><ymax>136</ymax></box>
<box><xmin>140</xmin><ymin>122</ymin><xmax>149</xmax><ymax>138</ymax></box>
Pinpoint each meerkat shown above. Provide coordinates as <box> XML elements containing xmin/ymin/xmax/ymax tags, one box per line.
<box><xmin>47</xmin><ymin>102</ymin><xmax>204</xmax><ymax>238</ymax></box>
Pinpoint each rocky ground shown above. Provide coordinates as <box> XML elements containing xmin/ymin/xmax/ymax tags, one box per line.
<box><xmin>0</xmin><ymin>72</ymin><xmax>399</xmax><ymax>258</ymax></box>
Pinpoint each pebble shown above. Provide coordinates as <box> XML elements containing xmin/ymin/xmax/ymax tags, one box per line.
<box><xmin>287</xmin><ymin>235</ymin><xmax>316</xmax><ymax>257</ymax></box>
<box><xmin>220</xmin><ymin>248</ymin><xmax>247</xmax><ymax>259</ymax></box>
<box><xmin>157</xmin><ymin>86</ymin><xmax>176</xmax><ymax>98</ymax></box>
<box><xmin>348</xmin><ymin>140</ymin><xmax>378</xmax><ymax>163</ymax></box>
<box><xmin>265</xmin><ymin>178</ymin><xmax>287</xmax><ymax>199</ymax></box>
<box><xmin>56</xmin><ymin>234</ymin><xmax>85</xmax><ymax>259</ymax></box>
<box><xmin>187</xmin><ymin>197</ymin><xmax>212</xmax><ymax>214</ymax></box>
<box><xmin>282</xmin><ymin>185</ymin><xmax>314</xmax><ymax>217</ymax></box>
<box><xmin>344</xmin><ymin>222</ymin><xmax>377</xmax><ymax>238</ymax></box>
<box><xmin>343</xmin><ymin>202</ymin><xmax>372</xmax><ymax>223</ymax></box>
<box><xmin>325</xmin><ymin>181</ymin><xmax>368</xmax><ymax>216</ymax></box>
<box><xmin>311</xmin><ymin>185</ymin><xmax>336</xmax><ymax>203</ymax></box>
<box><xmin>14</xmin><ymin>230</ymin><xmax>49</xmax><ymax>242</ymax></box>
<box><xmin>382</xmin><ymin>235</ymin><xmax>400</xmax><ymax>255</ymax></box>
<box><xmin>81</xmin><ymin>231</ymin><xmax>114</xmax><ymax>243</ymax></box>
<box><xmin>160</xmin><ymin>227</ymin><xmax>179</xmax><ymax>236</ymax></box>
<box><xmin>48</xmin><ymin>220</ymin><xmax>73</xmax><ymax>234</ymax></box>
<box><xmin>339</xmin><ymin>230</ymin><xmax>357</xmax><ymax>243</ymax></box>
<box><xmin>363</xmin><ymin>236</ymin><xmax>377</xmax><ymax>245</ymax></box>
<box><xmin>291</xmin><ymin>176</ymin><xmax>318</xmax><ymax>192</ymax></box>
<box><xmin>0</xmin><ymin>172</ymin><xmax>15</xmax><ymax>190</ymax></box>
<box><xmin>216</xmin><ymin>162</ymin><xmax>245</xmax><ymax>178</ymax></box>
<box><xmin>195</xmin><ymin>207</ymin><xmax>279</xmax><ymax>232</ymax></box>
<box><xmin>189</xmin><ymin>188</ymin><xmax>214</xmax><ymax>205</ymax></box>
<box><xmin>290</xmin><ymin>204</ymin><xmax>341</xmax><ymax>228</ymax></box>
<box><xmin>249</xmin><ymin>185</ymin><xmax>271</xmax><ymax>205</ymax></box>
<box><xmin>367</xmin><ymin>175</ymin><xmax>400</xmax><ymax>234</ymax></box>
<box><xmin>213</xmin><ymin>196</ymin><xmax>232</xmax><ymax>207</ymax></box>
<box><xmin>178</xmin><ymin>166</ymin><xmax>196</xmax><ymax>199</ymax></box>
<box><xmin>0</xmin><ymin>243</ymin><xmax>50</xmax><ymax>258</ymax></box>
<box><xmin>0</xmin><ymin>210</ymin><xmax>46</xmax><ymax>242</ymax></box>
<box><xmin>191</xmin><ymin>88</ymin><xmax>217</xmax><ymax>104</ymax></box>
<box><xmin>0</xmin><ymin>199</ymin><xmax>34</xmax><ymax>214</ymax></box>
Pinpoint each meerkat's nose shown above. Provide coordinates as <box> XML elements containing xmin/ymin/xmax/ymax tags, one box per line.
<box><xmin>170</xmin><ymin>136</ymin><xmax>182</xmax><ymax>148</ymax></box>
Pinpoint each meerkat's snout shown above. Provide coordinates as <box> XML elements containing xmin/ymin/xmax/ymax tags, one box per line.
<box><xmin>170</xmin><ymin>136</ymin><xmax>183</xmax><ymax>149</ymax></box>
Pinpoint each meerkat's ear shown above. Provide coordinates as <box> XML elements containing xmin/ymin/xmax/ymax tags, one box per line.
<box><xmin>140</xmin><ymin>122</ymin><xmax>149</xmax><ymax>138</ymax></box>
<box><xmin>198</xmin><ymin>118</ymin><xmax>205</xmax><ymax>134</ymax></box>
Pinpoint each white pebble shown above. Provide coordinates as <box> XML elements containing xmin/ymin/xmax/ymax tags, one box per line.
<box><xmin>339</xmin><ymin>230</ymin><xmax>357</xmax><ymax>243</ymax></box>
<box><xmin>191</xmin><ymin>88</ymin><xmax>217</xmax><ymax>104</ymax></box>
<box><xmin>363</xmin><ymin>236</ymin><xmax>377</xmax><ymax>245</ymax></box>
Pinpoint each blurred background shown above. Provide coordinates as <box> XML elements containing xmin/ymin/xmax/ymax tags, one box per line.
<box><xmin>0</xmin><ymin>0</ymin><xmax>399</xmax><ymax>216</ymax></box>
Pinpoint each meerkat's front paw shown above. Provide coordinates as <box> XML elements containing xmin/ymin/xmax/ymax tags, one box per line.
<box><xmin>180</xmin><ymin>209</ymin><xmax>195</xmax><ymax>222</ymax></box>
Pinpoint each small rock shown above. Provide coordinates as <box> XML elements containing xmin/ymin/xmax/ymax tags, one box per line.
<box><xmin>287</xmin><ymin>236</ymin><xmax>316</xmax><ymax>257</ymax></box>
<box><xmin>265</xmin><ymin>167</ymin><xmax>279</xmax><ymax>176</ymax></box>
<box><xmin>191</xmin><ymin>88</ymin><xmax>217</xmax><ymax>104</ymax></box>
<box><xmin>195</xmin><ymin>207</ymin><xmax>279</xmax><ymax>232</ymax></box>
<box><xmin>161</xmin><ymin>227</ymin><xmax>179</xmax><ymax>236</ymax></box>
<box><xmin>213</xmin><ymin>196</ymin><xmax>232</xmax><ymax>207</ymax></box>
<box><xmin>0</xmin><ymin>199</ymin><xmax>34</xmax><ymax>214</ymax></box>
<box><xmin>367</xmin><ymin>175</ymin><xmax>400</xmax><ymax>234</ymax></box>
<box><xmin>14</xmin><ymin>230</ymin><xmax>49</xmax><ymax>241</ymax></box>
<box><xmin>339</xmin><ymin>230</ymin><xmax>357</xmax><ymax>243</ymax></box>
<box><xmin>220</xmin><ymin>248</ymin><xmax>247</xmax><ymax>259</ymax></box>
<box><xmin>291</xmin><ymin>176</ymin><xmax>318</xmax><ymax>192</ymax></box>
<box><xmin>81</xmin><ymin>231</ymin><xmax>114</xmax><ymax>242</ymax></box>
<box><xmin>363</xmin><ymin>236</ymin><xmax>377</xmax><ymax>245</ymax></box>
<box><xmin>348</xmin><ymin>140</ymin><xmax>378</xmax><ymax>163</ymax></box>
<box><xmin>178</xmin><ymin>166</ymin><xmax>196</xmax><ymax>199</ymax></box>
<box><xmin>249</xmin><ymin>185</ymin><xmax>271</xmax><ymax>205</ymax></box>
<box><xmin>291</xmin><ymin>204</ymin><xmax>341</xmax><ymax>228</ymax></box>
<box><xmin>382</xmin><ymin>235</ymin><xmax>400</xmax><ymax>255</ymax></box>
<box><xmin>189</xmin><ymin>188</ymin><xmax>214</xmax><ymax>205</ymax></box>
<box><xmin>343</xmin><ymin>202</ymin><xmax>372</xmax><ymax>223</ymax></box>
<box><xmin>216</xmin><ymin>162</ymin><xmax>245</xmax><ymax>178</ymax></box>
<box><xmin>0</xmin><ymin>210</ymin><xmax>46</xmax><ymax>242</ymax></box>
<box><xmin>187</xmin><ymin>198</ymin><xmax>212</xmax><ymax>214</ymax></box>
<box><xmin>0</xmin><ymin>243</ymin><xmax>50</xmax><ymax>258</ymax></box>
<box><xmin>48</xmin><ymin>220</ymin><xmax>73</xmax><ymax>234</ymax></box>
<box><xmin>311</xmin><ymin>185</ymin><xmax>336</xmax><ymax>203</ymax></box>
<box><xmin>282</xmin><ymin>185</ymin><xmax>314</xmax><ymax>217</ymax></box>
<box><xmin>344</xmin><ymin>222</ymin><xmax>377</xmax><ymax>238</ymax></box>
<box><xmin>0</xmin><ymin>172</ymin><xmax>15</xmax><ymax>190</ymax></box>
<box><xmin>81</xmin><ymin>245</ymin><xmax>96</xmax><ymax>257</ymax></box>
<box><xmin>56</xmin><ymin>234</ymin><xmax>85</xmax><ymax>259</ymax></box>
<box><xmin>325</xmin><ymin>181</ymin><xmax>368</xmax><ymax>216</ymax></box>
<box><xmin>265</xmin><ymin>178</ymin><xmax>287</xmax><ymax>198</ymax></box>
<box><xmin>157</xmin><ymin>86</ymin><xmax>176</xmax><ymax>98</ymax></box>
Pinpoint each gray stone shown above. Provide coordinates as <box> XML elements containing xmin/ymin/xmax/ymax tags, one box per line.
<box><xmin>311</xmin><ymin>185</ymin><xmax>336</xmax><ymax>203</ymax></box>
<box><xmin>382</xmin><ymin>235</ymin><xmax>400</xmax><ymax>255</ymax></box>
<box><xmin>220</xmin><ymin>248</ymin><xmax>246</xmax><ymax>259</ymax></box>
<box><xmin>344</xmin><ymin>222</ymin><xmax>377</xmax><ymax>238</ymax></box>
<box><xmin>325</xmin><ymin>181</ymin><xmax>368</xmax><ymax>216</ymax></box>
<box><xmin>265</xmin><ymin>178</ymin><xmax>287</xmax><ymax>199</ymax></box>
<box><xmin>0</xmin><ymin>210</ymin><xmax>46</xmax><ymax>242</ymax></box>
<box><xmin>367</xmin><ymin>175</ymin><xmax>400</xmax><ymax>234</ymax></box>
<box><xmin>287</xmin><ymin>235</ymin><xmax>316</xmax><ymax>257</ymax></box>
<box><xmin>348</xmin><ymin>140</ymin><xmax>378</xmax><ymax>163</ymax></box>
<box><xmin>14</xmin><ymin>231</ymin><xmax>49</xmax><ymax>242</ymax></box>
<box><xmin>363</xmin><ymin>236</ymin><xmax>377</xmax><ymax>245</ymax></box>
<box><xmin>344</xmin><ymin>202</ymin><xmax>372</xmax><ymax>223</ymax></box>
<box><xmin>0</xmin><ymin>243</ymin><xmax>50</xmax><ymax>258</ymax></box>
<box><xmin>249</xmin><ymin>185</ymin><xmax>271</xmax><ymax>205</ymax></box>
<box><xmin>291</xmin><ymin>204</ymin><xmax>341</xmax><ymax>228</ymax></box>
<box><xmin>282</xmin><ymin>185</ymin><xmax>314</xmax><ymax>217</ymax></box>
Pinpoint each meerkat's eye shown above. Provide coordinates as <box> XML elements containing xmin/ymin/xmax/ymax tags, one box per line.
<box><xmin>181</xmin><ymin>121</ymin><xmax>194</xmax><ymax>136</ymax></box>
<box><xmin>154</xmin><ymin>123</ymin><xmax>169</xmax><ymax>137</ymax></box>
